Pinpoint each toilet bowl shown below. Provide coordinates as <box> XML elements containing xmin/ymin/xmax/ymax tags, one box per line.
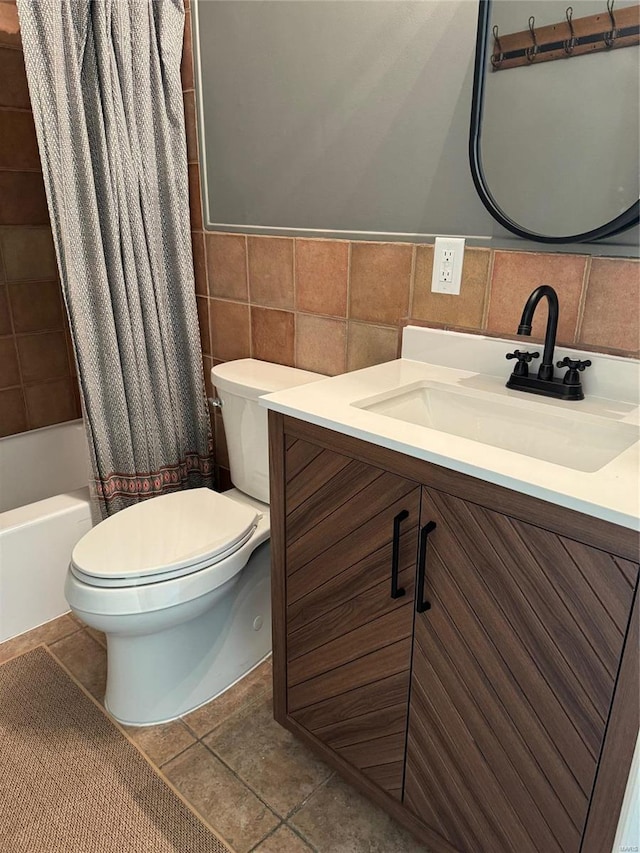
<box><xmin>64</xmin><ymin>359</ymin><xmax>323</xmax><ymax>726</ymax></box>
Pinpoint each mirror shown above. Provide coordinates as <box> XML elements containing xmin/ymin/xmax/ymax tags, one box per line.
<box><xmin>470</xmin><ymin>0</ymin><xmax>639</xmax><ymax>243</ymax></box>
<box><xmin>193</xmin><ymin>1</ymin><xmax>488</xmax><ymax>243</ymax></box>
<box><xmin>193</xmin><ymin>0</ymin><xmax>638</xmax><ymax>254</ymax></box>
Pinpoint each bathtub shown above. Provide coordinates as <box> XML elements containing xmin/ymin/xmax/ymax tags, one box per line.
<box><xmin>0</xmin><ymin>420</ymin><xmax>93</xmax><ymax>643</ymax></box>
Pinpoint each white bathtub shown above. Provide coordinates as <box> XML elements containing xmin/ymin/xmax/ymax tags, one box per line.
<box><xmin>0</xmin><ymin>420</ymin><xmax>93</xmax><ymax>643</ymax></box>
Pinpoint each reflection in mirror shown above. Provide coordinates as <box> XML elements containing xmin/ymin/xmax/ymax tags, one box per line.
<box><xmin>471</xmin><ymin>0</ymin><xmax>640</xmax><ymax>242</ymax></box>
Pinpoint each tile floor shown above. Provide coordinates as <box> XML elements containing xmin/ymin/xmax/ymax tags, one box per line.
<box><xmin>0</xmin><ymin>614</ymin><xmax>430</xmax><ymax>853</ymax></box>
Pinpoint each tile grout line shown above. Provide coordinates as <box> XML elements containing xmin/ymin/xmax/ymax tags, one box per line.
<box><xmin>282</xmin><ymin>820</ymin><xmax>320</xmax><ymax>853</ymax></box>
<box><xmin>407</xmin><ymin>243</ymin><xmax>417</xmax><ymax>321</ymax></box>
<box><xmin>481</xmin><ymin>248</ymin><xmax>495</xmax><ymax>330</ymax></box>
<box><xmin>293</xmin><ymin>241</ymin><xmax>299</xmax><ymax>368</ymax></box>
<box><xmin>158</xmin><ymin>739</ymin><xmax>202</xmax><ymax>772</ymax></box>
<box><xmin>196</xmin><ymin>699</ymin><xmax>333</xmax><ymax>830</ymax></box>
<box><xmin>48</xmin><ymin>626</ymin><xmax>104</xmax><ymax>655</ymax></box>
<box><xmin>180</xmin><ymin>681</ymin><xmax>271</xmax><ymax>741</ymax></box>
<box><xmin>245</xmin><ymin>820</ymin><xmax>285</xmax><ymax>853</ymax></box>
<box><xmin>1</xmin><ymin>249</ymin><xmax>27</xmax><ymax>420</ymax></box>
<box><xmin>197</xmin><ymin>737</ymin><xmax>283</xmax><ymax>835</ymax></box>
<box><xmin>344</xmin><ymin>241</ymin><xmax>352</xmax><ymax>370</ymax></box>
<box><xmin>0</xmin><ymin>619</ymin><xmax>83</xmax><ymax>663</ymax></box>
<box><xmin>200</xmin><ymin>735</ymin><xmax>327</xmax><ymax>853</ymax></box>
<box><xmin>283</xmin><ymin>773</ymin><xmax>336</xmax><ymax>852</ymax></box>
<box><xmin>292</xmin><ymin>237</ymin><xmax>298</xmax><ymax>367</ymax></box>
<box><xmin>245</xmin><ymin>235</ymin><xmax>254</xmax><ymax>358</ymax></box>
<box><xmin>574</xmin><ymin>255</ymin><xmax>591</xmax><ymax>344</ymax></box>
<box><xmin>284</xmin><ymin>771</ymin><xmax>335</xmax><ymax>822</ymax></box>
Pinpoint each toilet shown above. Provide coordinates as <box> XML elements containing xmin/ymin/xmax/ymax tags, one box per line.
<box><xmin>64</xmin><ymin>359</ymin><xmax>323</xmax><ymax>726</ymax></box>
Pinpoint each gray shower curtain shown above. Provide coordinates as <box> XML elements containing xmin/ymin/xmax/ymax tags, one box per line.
<box><xmin>17</xmin><ymin>0</ymin><xmax>213</xmax><ymax>517</ymax></box>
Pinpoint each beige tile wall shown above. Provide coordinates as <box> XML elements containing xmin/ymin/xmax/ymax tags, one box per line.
<box><xmin>192</xmin><ymin>235</ymin><xmax>639</xmax><ymax>373</ymax></box>
<box><xmin>190</xmin><ymin>230</ymin><xmax>639</xmax><ymax>487</ymax></box>
<box><xmin>0</xmin><ymin>1</ymin><xmax>80</xmax><ymax>437</ymax></box>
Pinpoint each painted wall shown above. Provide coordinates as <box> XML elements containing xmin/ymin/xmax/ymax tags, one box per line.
<box><xmin>0</xmin><ymin>2</ymin><xmax>81</xmax><ymax>437</ymax></box>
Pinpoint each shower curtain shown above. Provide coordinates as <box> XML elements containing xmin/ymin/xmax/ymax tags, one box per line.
<box><xmin>16</xmin><ymin>0</ymin><xmax>213</xmax><ymax>517</ymax></box>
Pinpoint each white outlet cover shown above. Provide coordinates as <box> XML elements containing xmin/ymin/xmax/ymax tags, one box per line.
<box><xmin>431</xmin><ymin>237</ymin><xmax>465</xmax><ymax>295</ymax></box>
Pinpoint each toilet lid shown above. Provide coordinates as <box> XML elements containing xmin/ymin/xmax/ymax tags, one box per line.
<box><xmin>70</xmin><ymin>489</ymin><xmax>259</xmax><ymax>586</ymax></box>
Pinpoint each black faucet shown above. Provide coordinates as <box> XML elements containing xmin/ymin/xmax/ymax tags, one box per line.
<box><xmin>517</xmin><ymin>285</ymin><xmax>558</xmax><ymax>381</ymax></box>
<box><xmin>506</xmin><ymin>285</ymin><xmax>591</xmax><ymax>400</ymax></box>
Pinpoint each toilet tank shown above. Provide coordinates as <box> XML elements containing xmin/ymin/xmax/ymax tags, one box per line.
<box><xmin>210</xmin><ymin>359</ymin><xmax>324</xmax><ymax>504</ymax></box>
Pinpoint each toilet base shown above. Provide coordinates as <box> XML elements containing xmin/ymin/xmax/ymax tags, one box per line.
<box><xmin>104</xmin><ymin>651</ymin><xmax>272</xmax><ymax>728</ymax></box>
<box><xmin>99</xmin><ymin>541</ymin><xmax>271</xmax><ymax>726</ymax></box>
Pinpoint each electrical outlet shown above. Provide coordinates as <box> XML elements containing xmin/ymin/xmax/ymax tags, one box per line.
<box><xmin>431</xmin><ymin>237</ymin><xmax>465</xmax><ymax>295</ymax></box>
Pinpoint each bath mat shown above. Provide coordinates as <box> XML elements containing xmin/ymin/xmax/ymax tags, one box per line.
<box><xmin>0</xmin><ymin>646</ymin><xmax>234</xmax><ymax>853</ymax></box>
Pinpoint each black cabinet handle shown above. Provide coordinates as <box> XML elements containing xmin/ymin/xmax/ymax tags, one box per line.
<box><xmin>391</xmin><ymin>510</ymin><xmax>409</xmax><ymax>599</ymax></box>
<box><xmin>416</xmin><ymin>521</ymin><xmax>437</xmax><ymax>613</ymax></box>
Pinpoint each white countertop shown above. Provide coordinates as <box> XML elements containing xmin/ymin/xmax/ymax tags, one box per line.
<box><xmin>261</xmin><ymin>327</ymin><xmax>640</xmax><ymax>532</ymax></box>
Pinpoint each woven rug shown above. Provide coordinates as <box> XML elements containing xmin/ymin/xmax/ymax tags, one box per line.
<box><xmin>0</xmin><ymin>647</ymin><xmax>233</xmax><ymax>853</ymax></box>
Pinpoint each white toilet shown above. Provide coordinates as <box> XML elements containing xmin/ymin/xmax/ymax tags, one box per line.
<box><xmin>64</xmin><ymin>359</ymin><xmax>323</xmax><ymax>726</ymax></box>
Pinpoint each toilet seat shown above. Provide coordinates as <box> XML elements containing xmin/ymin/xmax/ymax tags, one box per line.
<box><xmin>70</xmin><ymin>488</ymin><xmax>260</xmax><ymax>589</ymax></box>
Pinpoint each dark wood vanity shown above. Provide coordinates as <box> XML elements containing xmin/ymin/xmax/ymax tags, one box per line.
<box><xmin>269</xmin><ymin>412</ymin><xmax>639</xmax><ymax>853</ymax></box>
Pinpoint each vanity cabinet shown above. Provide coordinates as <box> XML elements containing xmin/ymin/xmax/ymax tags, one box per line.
<box><xmin>282</xmin><ymin>433</ymin><xmax>420</xmax><ymax>799</ymax></box>
<box><xmin>405</xmin><ymin>487</ymin><xmax>637</xmax><ymax>853</ymax></box>
<box><xmin>269</xmin><ymin>413</ymin><xmax>639</xmax><ymax>853</ymax></box>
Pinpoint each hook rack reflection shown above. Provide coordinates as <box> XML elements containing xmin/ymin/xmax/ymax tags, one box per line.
<box><xmin>564</xmin><ymin>7</ymin><xmax>577</xmax><ymax>54</ymax></box>
<box><xmin>526</xmin><ymin>16</ymin><xmax>539</xmax><ymax>61</ymax></box>
<box><xmin>491</xmin><ymin>25</ymin><xmax>504</xmax><ymax>68</ymax></box>
<box><xmin>604</xmin><ymin>0</ymin><xmax>618</xmax><ymax>46</ymax></box>
<box><xmin>490</xmin><ymin>1</ymin><xmax>639</xmax><ymax>70</ymax></box>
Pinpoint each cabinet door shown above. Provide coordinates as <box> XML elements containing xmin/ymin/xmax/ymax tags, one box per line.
<box><xmin>284</xmin><ymin>436</ymin><xmax>420</xmax><ymax>800</ymax></box>
<box><xmin>404</xmin><ymin>486</ymin><xmax>638</xmax><ymax>853</ymax></box>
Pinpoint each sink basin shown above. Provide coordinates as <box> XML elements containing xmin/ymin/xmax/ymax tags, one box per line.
<box><xmin>354</xmin><ymin>381</ymin><xmax>639</xmax><ymax>473</ymax></box>
<box><xmin>261</xmin><ymin>326</ymin><xmax>640</xmax><ymax>528</ymax></box>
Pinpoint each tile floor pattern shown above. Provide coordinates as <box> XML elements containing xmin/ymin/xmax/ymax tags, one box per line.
<box><xmin>0</xmin><ymin>615</ymin><xmax>431</xmax><ymax>853</ymax></box>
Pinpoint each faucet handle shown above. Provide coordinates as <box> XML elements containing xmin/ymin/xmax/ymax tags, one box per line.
<box><xmin>506</xmin><ymin>350</ymin><xmax>539</xmax><ymax>377</ymax></box>
<box><xmin>556</xmin><ymin>356</ymin><xmax>592</xmax><ymax>386</ymax></box>
<box><xmin>506</xmin><ymin>350</ymin><xmax>539</xmax><ymax>362</ymax></box>
<box><xmin>556</xmin><ymin>356</ymin><xmax>591</xmax><ymax>371</ymax></box>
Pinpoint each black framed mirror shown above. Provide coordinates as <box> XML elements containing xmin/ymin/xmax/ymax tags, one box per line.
<box><xmin>470</xmin><ymin>0</ymin><xmax>640</xmax><ymax>244</ymax></box>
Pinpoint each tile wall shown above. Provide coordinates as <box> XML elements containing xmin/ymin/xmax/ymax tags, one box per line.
<box><xmin>180</xmin><ymin>4</ymin><xmax>639</xmax><ymax>486</ymax></box>
<box><xmin>192</xmin><ymin>234</ymin><xmax>640</xmax><ymax>486</ymax></box>
<box><xmin>195</xmin><ymin>237</ymin><xmax>639</xmax><ymax>371</ymax></box>
<box><xmin>0</xmin><ymin>0</ymin><xmax>81</xmax><ymax>437</ymax></box>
